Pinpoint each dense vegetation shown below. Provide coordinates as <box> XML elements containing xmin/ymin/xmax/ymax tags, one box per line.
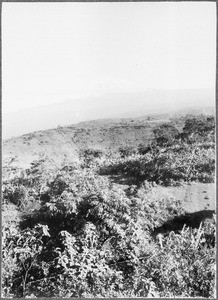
<box><xmin>2</xmin><ymin>114</ymin><xmax>215</xmax><ymax>298</ymax></box>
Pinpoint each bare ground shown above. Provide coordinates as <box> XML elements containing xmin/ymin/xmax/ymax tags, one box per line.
<box><xmin>166</xmin><ymin>182</ymin><xmax>216</xmax><ymax>213</ymax></box>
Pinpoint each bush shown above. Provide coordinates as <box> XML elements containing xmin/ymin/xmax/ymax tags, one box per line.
<box><xmin>153</xmin><ymin>123</ymin><xmax>179</xmax><ymax>146</ymax></box>
<box><xmin>99</xmin><ymin>142</ymin><xmax>215</xmax><ymax>185</ymax></box>
<box><xmin>2</xmin><ymin>170</ymin><xmax>188</xmax><ymax>297</ymax></box>
<box><xmin>119</xmin><ymin>146</ymin><xmax>137</xmax><ymax>158</ymax></box>
<box><xmin>143</xmin><ymin>221</ymin><xmax>216</xmax><ymax>297</ymax></box>
<box><xmin>182</xmin><ymin>115</ymin><xmax>215</xmax><ymax>143</ymax></box>
<box><xmin>3</xmin><ymin>184</ymin><xmax>28</xmax><ymax>208</ymax></box>
<box><xmin>2</xmin><ymin>114</ymin><xmax>215</xmax><ymax>297</ymax></box>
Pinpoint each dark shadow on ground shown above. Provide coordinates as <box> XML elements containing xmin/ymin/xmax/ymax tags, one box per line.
<box><xmin>108</xmin><ymin>174</ymin><xmax>144</xmax><ymax>186</ymax></box>
<box><xmin>153</xmin><ymin>209</ymin><xmax>215</xmax><ymax>236</ymax></box>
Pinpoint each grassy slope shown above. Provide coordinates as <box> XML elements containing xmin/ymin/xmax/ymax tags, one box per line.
<box><xmin>3</xmin><ymin>105</ymin><xmax>214</xmax><ymax>168</ymax></box>
<box><xmin>3</xmin><ymin>112</ymin><xmax>215</xmax><ymax>215</ymax></box>
<box><xmin>3</xmin><ymin>117</ymin><xmax>164</xmax><ymax>168</ymax></box>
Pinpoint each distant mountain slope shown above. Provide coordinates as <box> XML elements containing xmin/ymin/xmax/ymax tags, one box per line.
<box><xmin>3</xmin><ymin>88</ymin><xmax>214</xmax><ymax>139</ymax></box>
<box><xmin>171</xmin><ymin>106</ymin><xmax>215</xmax><ymax>117</ymax></box>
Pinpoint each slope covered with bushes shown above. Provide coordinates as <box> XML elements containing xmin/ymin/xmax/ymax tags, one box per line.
<box><xmin>2</xmin><ymin>114</ymin><xmax>215</xmax><ymax>298</ymax></box>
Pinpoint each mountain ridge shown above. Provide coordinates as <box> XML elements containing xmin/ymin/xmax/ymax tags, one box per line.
<box><xmin>3</xmin><ymin>88</ymin><xmax>214</xmax><ymax>139</ymax></box>
<box><xmin>3</xmin><ymin>106</ymin><xmax>215</xmax><ymax>169</ymax></box>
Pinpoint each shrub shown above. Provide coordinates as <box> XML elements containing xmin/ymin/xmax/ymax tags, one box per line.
<box><xmin>182</xmin><ymin>115</ymin><xmax>215</xmax><ymax>143</ymax></box>
<box><xmin>2</xmin><ymin>114</ymin><xmax>215</xmax><ymax>298</ymax></box>
<box><xmin>99</xmin><ymin>142</ymin><xmax>215</xmax><ymax>185</ymax></box>
<box><xmin>3</xmin><ymin>184</ymin><xmax>28</xmax><ymax>208</ymax></box>
<box><xmin>119</xmin><ymin>146</ymin><xmax>137</xmax><ymax>158</ymax></box>
<box><xmin>143</xmin><ymin>221</ymin><xmax>216</xmax><ymax>297</ymax></box>
<box><xmin>153</xmin><ymin>123</ymin><xmax>179</xmax><ymax>146</ymax></box>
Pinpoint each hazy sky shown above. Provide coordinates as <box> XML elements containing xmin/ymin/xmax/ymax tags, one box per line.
<box><xmin>2</xmin><ymin>2</ymin><xmax>216</xmax><ymax>114</ymax></box>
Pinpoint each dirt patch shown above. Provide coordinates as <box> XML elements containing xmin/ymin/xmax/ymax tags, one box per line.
<box><xmin>167</xmin><ymin>182</ymin><xmax>215</xmax><ymax>213</ymax></box>
<box><xmin>151</xmin><ymin>182</ymin><xmax>215</xmax><ymax>236</ymax></box>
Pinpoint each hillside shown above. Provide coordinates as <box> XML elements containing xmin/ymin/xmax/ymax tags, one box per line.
<box><xmin>3</xmin><ymin>117</ymin><xmax>164</xmax><ymax>168</ymax></box>
<box><xmin>2</xmin><ymin>105</ymin><xmax>214</xmax><ymax>169</ymax></box>
<box><xmin>2</xmin><ymin>111</ymin><xmax>215</xmax><ymax>298</ymax></box>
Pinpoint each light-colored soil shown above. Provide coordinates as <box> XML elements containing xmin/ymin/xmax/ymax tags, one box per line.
<box><xmin>166</xmin><ymin>182</ymin><xmax>216</xmax><ymax>213</ymax></box>
<box><xmin>2</xmin><ymin>118</ymin><xmax>159</xmax><ymax>169</ymax></box>
<box><xmin>112</xmin><ymin>180</ymin><xmax>215</xmax><ymax>215</ymax></box>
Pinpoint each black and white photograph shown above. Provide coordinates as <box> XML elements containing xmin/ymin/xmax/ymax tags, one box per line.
<box><xmin>2</xmin><ymin>1</ymin><xmax>216</xmax><ymax>298</ymax></box>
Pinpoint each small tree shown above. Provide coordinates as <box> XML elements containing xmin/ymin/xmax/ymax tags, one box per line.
<box><xmin>181</xmin><ymin>115</ymin><xmax>215</xmax><ymax>143</ymax></box>
<box><xmin>153</xmin><ymin>123</ymin><xmax>179</xmax><ymax>146</ymax></box>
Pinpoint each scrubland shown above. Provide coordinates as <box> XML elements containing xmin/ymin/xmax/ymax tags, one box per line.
<box><xmin>2</xmin><ymin>113</ymin><xmax>216</xmax><ymax>298</ymax></box>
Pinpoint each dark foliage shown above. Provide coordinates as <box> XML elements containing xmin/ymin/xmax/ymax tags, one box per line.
<box><xmin>153</xmin><ymin>209</ymin><xmax>215</xmax><ymax>236</ymax></box>
<box><xmin>153</xmin><ymin>123</ymin><xmax>179</xmax><ymax>146</ymax></box>
<box><xmin>181</xmin><ymin>115</ymin><xmax>215</xmax><ymax>143</ymax></box>
<box><xmin>2</xmin><ymin>114</ymin><xmax>215</xmax><ymax>298</ymax></box>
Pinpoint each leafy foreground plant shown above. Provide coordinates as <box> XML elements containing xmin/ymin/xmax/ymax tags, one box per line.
<box><xmin>2</xmin><ymin>112</ymin><xmax>216</xmax><ymax>297</ymax></box>
<box><xmin>145</xmin><ymin>221</ymin><xmax>216</xmax><ymax>298</ymax></box>
<box><xmin>2</xmin><ymin>166</ymin><xmax>215</xmax><ymax>297</ymax></box>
